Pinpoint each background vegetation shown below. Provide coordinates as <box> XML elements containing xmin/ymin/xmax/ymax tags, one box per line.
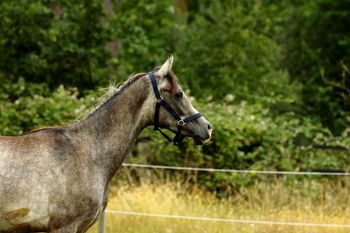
<box><xmin>0</xmin><ymin>0</ymin><xmax>349</xmax><ymax>204</ymax></box>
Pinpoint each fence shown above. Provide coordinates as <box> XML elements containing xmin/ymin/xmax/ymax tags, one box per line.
<box><xmin>122</xmin><ymin>163</ymin><xmax>350</xmax><ymax>176</ymax></box>
<box><xmin>97</xmin><ymin>163</ymin><xmax>350</xmax><ymax>233</ymax></box>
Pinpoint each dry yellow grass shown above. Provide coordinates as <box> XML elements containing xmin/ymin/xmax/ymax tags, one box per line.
<box><xmin>88</xmin><ymin>178</ymin><xmax>350</xmax><ymax>233</ymax></box>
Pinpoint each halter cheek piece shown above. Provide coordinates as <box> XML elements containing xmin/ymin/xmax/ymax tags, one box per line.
<box><xmin>148</xmin><ymin>72</ymin><xmax>202</xmax><ymax>145</ymax></box>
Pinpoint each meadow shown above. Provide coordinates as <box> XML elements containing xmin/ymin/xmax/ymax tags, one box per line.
<box><xmin>88</xmin><ymin>173</ymin><xmax>350</xmax><ymax>233</ymax></box>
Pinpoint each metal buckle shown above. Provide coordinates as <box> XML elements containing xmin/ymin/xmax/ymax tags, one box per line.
<box><xmin>177</xmin><ymin>119</ymin><xmax>186</xmax><ymax>126</ymax></box>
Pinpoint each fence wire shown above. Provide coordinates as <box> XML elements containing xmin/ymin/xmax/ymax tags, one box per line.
<box><xmin>104</xmin><ymin>210</ymin><xmax>350</xmax><ymax>228</ymax></box>
<box><xmin>122</xmin><ymin>163</ymin><xmax>350</xmax><ymax>176</ymax></box>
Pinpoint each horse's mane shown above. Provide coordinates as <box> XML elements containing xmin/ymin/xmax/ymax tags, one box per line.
<box><xmin>27</xmin><ymin>71</ymin><xmax>178</xmax><ymax>134</ymax></box>
<box><xmin>28</xmin><ymin>126</ymin><xmax>65</xmax><ymax>134</ymax></box>
<box><xmin>81</xmin><ymin>71</ymin><xmax>178</xmax><ymax>120</ymax></box>
<box><xmin>81</xmin><ymin>72</ymin><xmax>147</xmax><ymax>120</ymax></box>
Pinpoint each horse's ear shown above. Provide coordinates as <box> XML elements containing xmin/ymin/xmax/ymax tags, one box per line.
<box><xmin>155</xmin><ymin>55</ymin><xmax>173</xmax><ymax>77</ymax></box>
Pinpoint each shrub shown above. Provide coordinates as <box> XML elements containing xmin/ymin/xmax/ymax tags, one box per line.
<box><xmin>0</xmin><ymin>79</ymin><xmax>96</xmax><ymax>135</ymax></box>
<box><xmin>130</xmin><ymin>99</ymin><xmax>350</xmax><ymax>193</ymax></box>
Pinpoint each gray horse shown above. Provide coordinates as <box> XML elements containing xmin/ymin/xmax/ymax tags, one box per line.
<box><xmin>0</xmin><ymin>56</ymin><xmax>212</xmax><ymax>233</ymax></box>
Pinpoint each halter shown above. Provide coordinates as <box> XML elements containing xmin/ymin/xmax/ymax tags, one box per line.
<box><xmin>148</xmin><ymin>72</ymin><xmax>202</xmax><ymax>145</ymax></box>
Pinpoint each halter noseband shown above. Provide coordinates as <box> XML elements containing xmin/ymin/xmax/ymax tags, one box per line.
<box><xmin>148</xmin><ymin>72</ymin><xmax>202</xmax><ymax>145</ymax></box>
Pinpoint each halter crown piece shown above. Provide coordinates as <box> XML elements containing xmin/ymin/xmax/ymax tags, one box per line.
<box><xmin>148</xmin><ymin>72</ymin><xmax>202</xmax><ymax>145</ymax></box>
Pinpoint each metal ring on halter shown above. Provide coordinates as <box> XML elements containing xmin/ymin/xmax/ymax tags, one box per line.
<box><xmin>156</xmin><ymin>96</ymin><xmax>163</xmax><ymax>103</ymax></box>
<box><xmin>177</xmin><ymin>119</ymin><xmax>186</xmax><ymax>126</ymax></box>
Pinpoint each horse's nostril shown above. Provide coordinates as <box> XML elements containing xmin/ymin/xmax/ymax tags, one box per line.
<box><xmin>208</xmin><ymin>124</ymin><xmax>213</xmax><ymax>130</ymax></box>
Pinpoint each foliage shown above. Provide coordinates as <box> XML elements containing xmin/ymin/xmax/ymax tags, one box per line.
<box><xmin>131</xmin><ymin>99</ymin><xmax>350</xmax><ymax>193</ymax></box>
<box><xmin>0</xmin><ymin>0</ymin><xmax>111</xmax><ymax>89</ymax></box>
<box><xmin>282</xmin><ymin>0</ymin><xmax>350</xmax><ymax>134</ymax></box>
<box><xmin>107</xmin><ymin>0</ymin><xmax>176</xmax><ymax>81</ymax></box>
<box><xmin>0</xmin><ymin>78</ymin><xmax>96</xmax><ymax>135</ymax></box>
<box><xmin>175</xmin><ymin>1</ymin><xmax>290</xmax><ymax>101</ymax></box>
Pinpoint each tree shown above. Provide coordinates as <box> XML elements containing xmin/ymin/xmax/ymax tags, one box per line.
<box><xmin>283</xmin><ymin>0</ymin><xmax>350</xmax><ymax>134</ymax></box>
<box><xmin>0</xmin><ymin>0</ymin><xmax>111</xmax><ymax>90</ymax></box>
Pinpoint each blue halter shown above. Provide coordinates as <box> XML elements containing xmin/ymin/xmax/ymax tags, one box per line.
<box><xmin>148</xmin><ymin>72</ymin><xmax>202</xmax><ymax>145</ymax></box>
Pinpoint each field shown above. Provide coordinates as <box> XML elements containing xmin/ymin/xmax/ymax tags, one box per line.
<box><xmin>88</xmin><ymin>175</ymin><xmax>350</xmax><ymax>233</ymax></box>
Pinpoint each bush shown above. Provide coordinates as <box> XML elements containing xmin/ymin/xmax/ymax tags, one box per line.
<box><xmin>130</xmin><ymin>98</ymin><xmax>350</xmax><ymax>194</ymax></box>
<box><xmin>0</xmin><ymin>79</ymin><xmax>96</xmax><ymax>135</ymax></box>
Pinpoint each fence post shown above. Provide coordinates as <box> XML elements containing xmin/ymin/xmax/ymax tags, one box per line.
<box><xmin>98</xmin><ymin>211</ymin><xmax>106</xmax><ymax>233</ymax></box>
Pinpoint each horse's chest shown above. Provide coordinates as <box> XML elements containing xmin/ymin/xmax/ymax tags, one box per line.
<box><xmin>71</xmin><ymin>186</ymin><xmax>108</xmax><ymax>230</ymax></box>
<box><xmin>47</xmin><ymin>186</ymin><xmax>106</xmax><ymax>230</ymax></box>
<box><xmin>70</xmin><ymin>184</ymin><xmax>107</xmax><ymax>215</ymax></box>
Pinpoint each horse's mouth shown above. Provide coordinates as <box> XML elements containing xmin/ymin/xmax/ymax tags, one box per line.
<box><xmin>193</xmin><ymin>136</ymin><xmax>205</xmax><ymax>145</ymax></box>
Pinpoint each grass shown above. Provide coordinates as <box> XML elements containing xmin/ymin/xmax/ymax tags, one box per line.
<box><xmin>88</xmin><ymin>176</ymin><xmax>350</xmax><ymax>233</ymax></box>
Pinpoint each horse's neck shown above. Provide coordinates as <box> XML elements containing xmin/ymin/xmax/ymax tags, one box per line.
<box><xmin>74</xmin><ymin>77</ymin><xmax>151</xmax><ymax>181</ymax></box>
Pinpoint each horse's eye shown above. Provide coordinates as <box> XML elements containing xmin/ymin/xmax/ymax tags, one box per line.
<box><xmin>175</xmin><ymin>92</ymin><xmax>183</xmax><ymax>99</ymax></box>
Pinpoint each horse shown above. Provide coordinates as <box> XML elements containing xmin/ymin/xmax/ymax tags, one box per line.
<box><xmin>0</xmin><ymin>55</ymin><xmax>212</xmax><ymax>233</ymax></box>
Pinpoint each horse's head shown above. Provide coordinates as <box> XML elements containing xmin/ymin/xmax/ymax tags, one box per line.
<box><xmin>148</xmin><ymin>55</ymin><xmax>212</xmax><ymax>145</ymax></box>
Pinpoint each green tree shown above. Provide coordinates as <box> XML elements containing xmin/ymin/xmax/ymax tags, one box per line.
<box><xmin>283</xmin><ymin>0</ymin><xmax>350</xmax><ymax>134</ymax></box>
<box><xmin>175</xmin><ymin>1</ymin><xmax>293</xmax><ymax>102</ymax></box>
<box><xmin>107</xmin><ymin>0</ymin><xmax>176</xmax><ymax>81</ymax></box>
<box><xmin>0</xmin><ymin>0</ymin><xmax>111</xmax><ymax>90</ymax></box>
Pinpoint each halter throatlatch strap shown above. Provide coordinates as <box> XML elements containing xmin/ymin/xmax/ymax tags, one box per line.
<box><xmin>148</xmin><ymin>72</ymin><xmax>202</xmax><ymax>145</ymax></box>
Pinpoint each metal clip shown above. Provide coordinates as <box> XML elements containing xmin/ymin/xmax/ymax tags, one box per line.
<box><xmin>177</xmin><ymin>119</ymin><xmax>186</xmax><ymax>126</ymax></box>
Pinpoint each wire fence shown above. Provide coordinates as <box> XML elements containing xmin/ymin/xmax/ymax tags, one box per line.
<box><xmin>122</xmin><ymin>163</ymin><xmax>350</xmax><ymax>176</ymax></box>
<box><xmin>97</xmin><ymin>163</ymin><xmax>350</xmax><ymax>233</ymax></box>
<box><xmin>103</xmin><ymin>210</ymin><xmax>350</xmax><ymax>228</ymax></box>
